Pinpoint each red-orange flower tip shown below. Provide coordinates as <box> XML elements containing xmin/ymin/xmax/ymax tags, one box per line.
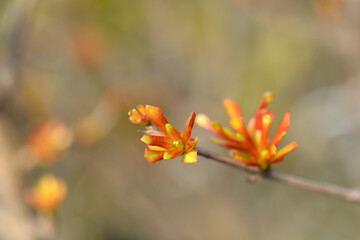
<box><xmin>272</xmin><ymin>141</ymin><xmax>298</xmax><ymax>164</ymax></box>
<box><xmin>25</xmin><ymin>174</ymin><xmax>67</xmax><ymax>215</ymax></box>
<box><xmin>198</xmin><ymin>92</ymin><xmax>297</xmax><ymax>170</ymax></box>
<box><xmin>258</xmin><ymin>91</ymin><xmax>274</xmax><ymax>109</ymax></box>
<box><xmin>137</xmin><ymin>105</ymin><xmax>198</xmax><ymax>164</ymax></box>
<box><xmin>128</xmin><ymin>105</ymin><xmax>150</xmax><ymax>126</ymax></box>
<box><xmin>195</xmin><ymin>114</ymin><xmax>214</xmax><ymax>133</ymax></box>
<box><xmin>223</xmin><ymin>98</ymin><xmax>242</xmax><ymax>119</ymax></box>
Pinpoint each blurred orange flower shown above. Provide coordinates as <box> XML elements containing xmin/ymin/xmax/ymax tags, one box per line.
<box><xmin>314</xmin><ymin>0</ymin><xmax>343</xmax><ymax>21</ymax></box>
<box><xmin>130</xmin><ymin>105</ymin><xmax>198</xmax><ymax>164</ymax></box>
<box><xmin>26</xmin><ymin>174</ymin><xmax>67</xmax><ymax>215</ymax></box>
<box><xmin>196</xmin><ymin>92</ymin><xmax>297</xmax><ymax>170</ymax></box>
<box><xmin>71</xmin><ymin>27</ymin><xmax>107</xmax><ymax>69</ymax></box>
<box><xmin>28</xmin><ymin>120</ymin><xmax>73</xmax><ymax>164</ymax></box>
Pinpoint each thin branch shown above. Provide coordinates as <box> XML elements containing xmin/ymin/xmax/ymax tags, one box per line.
<box><xmin>0</xmin><ymin>0</ymin><xmax>38</xmax><ymax>108</ymax></box>
<box><xmin>196</xmin><ymin>147</ymin><xmax>360</xmax><ymax>204</ymax></box>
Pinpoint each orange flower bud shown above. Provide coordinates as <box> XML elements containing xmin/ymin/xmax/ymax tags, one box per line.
<box><xmin>128</xmin><ymin>105</ymin><xmax>150</xmax><ymax>126</ymax></box>
<box><xmin>28</xmin><ymin>120</ymin><xmax>73</xmax><ymax>164</ymax></box>
<box><xmin>26</xmin><ymin>174</ymin><xmax>67</xmax><ymax>215</ymax></box>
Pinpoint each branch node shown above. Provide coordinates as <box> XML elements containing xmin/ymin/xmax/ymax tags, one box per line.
<box><xmin>246</xmin><ymin>174</ymin><xmax>262</xmax><ymax>183</ymax></box>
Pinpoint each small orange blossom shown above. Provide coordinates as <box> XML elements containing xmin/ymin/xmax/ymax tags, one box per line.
<box><xmin>26</xmin><ymin>174</ymin><xmax>67</xmax><ymax>215</ymax></box>
<box><xmin>129</xmin><ymin>105</ymin><xmax>198</xmax><ymax>164</ymax></box>
<box><xmin>196</xmin><ymin>92</ymin><xmax>297</xmax><ymax>170</ymax></box>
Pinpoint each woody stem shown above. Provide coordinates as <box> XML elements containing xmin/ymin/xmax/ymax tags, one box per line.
<box><xmin>196</xmin><ymin>147</ymin><xmax>360</xmax><ymax>204</ymax></box>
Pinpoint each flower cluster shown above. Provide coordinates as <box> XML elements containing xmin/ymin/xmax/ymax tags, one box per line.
<box><xmin>129</xmin><ymin>105</ymin><xmax>198</xmax><ymax>164</ymax></box>
<box><xmin>196</xmin><ymin>92</ymin><xmax>297</xmax><ymax>170</ymax></box>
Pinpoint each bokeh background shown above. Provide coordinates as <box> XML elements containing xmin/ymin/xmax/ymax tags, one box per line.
<box><xmin>1</xmin><ymin>0</ymin><xmax>360</xmax><ymax>239</ymax></box>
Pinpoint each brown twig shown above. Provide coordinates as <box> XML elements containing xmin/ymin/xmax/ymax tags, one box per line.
<box><xmin>196</xmin><ymin>147</ymin><xmax>360</xmax><ymax>204</ymax></box>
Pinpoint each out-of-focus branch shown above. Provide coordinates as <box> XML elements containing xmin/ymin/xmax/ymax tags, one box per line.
<box><xmin>0</xmin><ymin>0</ymin><xmax>37</xmax><ymax>104</ymax></box>
<box><xmin>0</xmin><ymin>1</ymin><xmax>57</xmax><ymax>240</ymax></box>
<box><xmin>197</xmin><ymin>147</ymin><xmax>360</xmax><ymax>204</ymax></box>
<box><xmin>0</xmin><ymin>118</ymin><xmax>35</xmax><ymax>240</ymax></box>
<box><xmin>6</xmin><ymin>0</ymin><xmax>36</xmax><ymax>78</ymax></box>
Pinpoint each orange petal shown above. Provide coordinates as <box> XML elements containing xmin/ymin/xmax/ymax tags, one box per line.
<box><xmin>128</xmin><ymin>108</ymin><xmax>142</xmax><ymax>124</ymax></box>
<box><xmin>144</xmin><ymin>149</ymin><xmax>164</xmax><ymax>164</ymax></box>
<box><xmin>223</xmin><ymin>98</ymin><xmax>242</xmax><ymax>119</ymax></box>
<box><xmin>145</xmin><ymin>105</ymin><xmax>169</xmax><ymax>135</ymax></box>
<box><xmin>229</xmin><ymin>118</ymin><xmax>257</xmax><ymax>156</ymax></box>
<box><xmin>223</xmin><ymin>127</ymin><xmax>236</xmax><ymax>139</ymax></box>
<box><xmin>261</xmin><ymin>144</ymin><xmax>277</xmax><ymax>162</ymax></box>
<box><xmin>163</xmin><ymin>148</ymin><xmax>184</xmax><ymax>159</ymax></box>
<box><xmin>185</xmin><ymin>137</ymin><xmax>198</xmax><ymax>152</ymax></box>
<box><xmin>165</xmin><ymin>124</ymin><xmax>182</xmax><ymax>141</ymax></box>
<box><xmin>211</xmin><ymin>137</ymin><xmax>248</xmax><ymax>151</ymax></box>
<box><xmin>182</xmin><ymin>149</ymin><xmax>198</xmax><ymax>163</ymax></box>
<box><xmin>136</xmin><ymin>105</ymin><xmax>146</xmax><ymax>115</ymax></box>
<box><xmin>231</xmin><ymin>150</ymin><xmax>254</xmax><ymax>165</ymax></box>
<box><xmin>229</xmin><ymin>118</ymin><xmax>247</xmax><ymax>135</ymax></box>
<box><xmin>230</xmin><ymin>118</ymin><xmax>254</xmax><ymax>145</ymax></box>
<box><xmin>148</xmin><ymin>145</ymin><xmax>166</xmax><ymax>151</ymax></box>
<box><xmin>260</xmin><ymin>114</ymin><xmax>272</xmax><ymax>149</ymax></box>
<box><xmin>270</xmin><ymin>111</ymin><xmax>291</xmax><ymax>147</ymax></box>
<box><xmin>195</xmin><ymin>114</ymin><xmax>216</xmax><ymax>134</ymax></box>
<box><xmin>247</xmin><ymin>109</ymin><xmax>274</xmax><ymax>134</ymax></box>
<box><xmin>248</xmin><ymin>92</ymin><xmax>274</xmax><ymax>134</ymax></box>
<box><xmin>141</xmin><ymin>135</ymin><xmax>172</xmax><ymax>149</ymax></box>
<box><xmin>257</xmin><ymin>92</ymin><xmax>274</xmax><ymax>110</ymax></box>
<box><xmin>212</xmin><ymin>121</ymin><xmax>234</xmax><ymax>141</ymax></box>
<box><xmin>272</xmin><ymin>141</ymin><xmax>297</xmax><ymax>163</ymax></box>
<box><xmin>184</xmin><ymin>112</ymin><xmax>196</xmax><ymax>141</ymax></box>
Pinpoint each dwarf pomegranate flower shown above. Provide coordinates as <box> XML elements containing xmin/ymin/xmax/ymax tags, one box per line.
<box><xmin>128</xmin><ymin>104</ymin><xmax>150</xmax><ymax>126</ymax></box>
<box><xmin>130</xmin><ymin>105</ymin><xmax>198</xmax><ymax>164</ymax></box>
<box><xmin>196</xmin><ymin>92</ymin><xmax>297</xmax><ymax>170</ymax></box>
<box><xmin>26</xmin><ymin>174</ymin><xmax>67</xmax><ymax>215</ymax></box>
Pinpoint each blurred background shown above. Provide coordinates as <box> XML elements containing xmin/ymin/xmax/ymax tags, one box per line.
<box><xmin>1</xmin><ymin>0</ymin><xmax>360</xmax><ymax>239</ymax></box>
